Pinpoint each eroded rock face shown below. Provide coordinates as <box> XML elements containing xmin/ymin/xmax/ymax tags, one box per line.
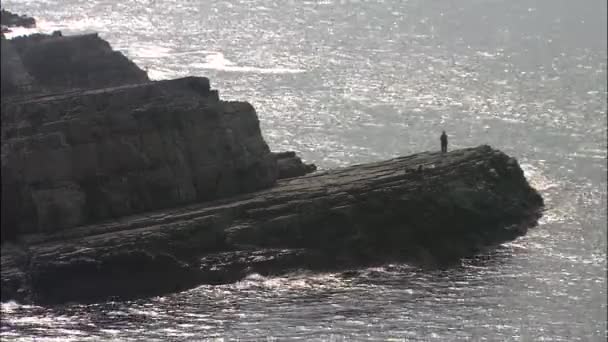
<box><xmin>1</xmin><ymin>146</ymin><xmax>544</xmax><ymax>304</ymax></box>
<box><xmin>1</xmin><ymin>76</ymin><xmax>279</xmax><ymax>238</ymax></box>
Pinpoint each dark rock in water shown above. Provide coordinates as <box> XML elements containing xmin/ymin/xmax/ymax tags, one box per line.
<box><xmin>273</xmin><ymin>151</ymin><xmax>317</xmax><ymax>179</ymax></box>
<box><xmin>1</xmin><ymin>32</ymin><xmax>148</xmax><ymax>96</ymax></box>
<box><xmin>0</xmin><ymin>9</ymin><xmax>36</xmax><ymax>28</ymax></box>
<box><xmin>0</xmin><ymin>24</ymin><xmax>543</xmax><ymax>305</ymax></box>
<box><xmin>30</xmin><ymin>249</ymin><xmax>200</xmax><ymax>304</ymax></box>
<box><xmin>1</xmin><ymin>77</ymin><xmax>278</xmax><ymax>238</ymax></box>
<box><xmin>1</xmin><ymin>145</ymin><xmax>544</xmax><ymax>304</ymax></box>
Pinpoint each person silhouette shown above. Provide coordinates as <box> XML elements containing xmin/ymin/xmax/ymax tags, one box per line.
<box><xmin>440</xmin><ymin>131</ymin><xmax>448</xmax><ymax>153</ymax></box>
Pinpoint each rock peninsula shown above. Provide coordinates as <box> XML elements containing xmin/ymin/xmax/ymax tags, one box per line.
<box><xmin>0</xmin><ymin>13</ymin><xmax>542</xmax><ymax>304</ymax></box>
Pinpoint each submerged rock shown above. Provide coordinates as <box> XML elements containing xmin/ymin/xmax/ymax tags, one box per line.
<box><xmin>1</xmin><ymin>145</ymin><xmax>543</xmax><ymax>304</ymax></box>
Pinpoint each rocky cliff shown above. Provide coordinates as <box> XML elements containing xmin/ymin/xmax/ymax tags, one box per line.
<box><xmin>1</xmin><ymin>77</ymin><xmax>280</xmax><ymax>239</ymax></box>
<box><xmin>1</xmin><ymin>145</ymin><xmax>544</xmax><ymax>304</ymax></box>
<box><xmin>1</xmin><ymin>24</ymin><xmax>541</xmax><ymax>306</ymax></box>
<box><xmin>273</xmin><ymin>151</ymin><xmax>317</xmax><ymax>179</ymax></box>
<box><xmin>0</xmin><ymin>36</ymin><xmax>34</xmax><ymax>94</ymax></box>
<box><xmin>2</xmin><ymin>32</ymin><xmax>148</xmax><ymax>95</ymax></box>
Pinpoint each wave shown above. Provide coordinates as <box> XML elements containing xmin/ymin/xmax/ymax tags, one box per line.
<box><xmin>191</xmin><ymin>51</ymin><xmax>305</xmax><ymax>74</ymax></box>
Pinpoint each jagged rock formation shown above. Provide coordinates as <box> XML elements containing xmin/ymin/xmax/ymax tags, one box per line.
<box><xmin>1</xmin><ymin>9</ymin><xmax>35</xmax><ymax>29</ymax></box>
<box><xmin>1</xmin><ymin>146</ymin><xmax>544</xmax><ymax>304</ymax></box>
<box><xmin>1</xmin><ymin>77</ymin><xmax>280</xmax><ymax>239</ymax></box>
<box><xmin>1</xmin><ymin>32</ymin><xmax>148</xmax><ymax>95</ymax></box>
<box><xmin>273</xmin><ymin>151</ymin><xmax>317</xmax><ymax>179</ymax></box>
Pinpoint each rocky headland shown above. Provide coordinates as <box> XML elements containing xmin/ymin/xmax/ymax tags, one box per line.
<box><xmin>1</xmin><ymin>12</ymin><xmax>542</xmax><ymax>305</ymax></box>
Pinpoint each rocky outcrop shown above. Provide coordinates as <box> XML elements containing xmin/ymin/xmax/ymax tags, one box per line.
<box><xmin>0</xmin><ymin>21</ymin><xmax>543</xmax><ymax>305</ymax></box>
<box><xmin>1</xmin><ymin>76</ymin><xmax>279</xmax><ymax>239</ymax></box>
<box><xmin>1</xmin><ymin>37</ymin><xmax>34</xmax><ymax>94</ymax></box>
<box><xmin>1</xmin><ymin>9</ymin><xmax>35</xmax><ymax>29</ymax></box>
<box><xmin>273</xmin><ymin>151</ymin><xmax>317</xmax><ymax>179</ymax></box>
<box><xmin>1</xmin><ymin>146</ymin><xmax>544</xmax><ymax>304</ymax></box>
<box><xmin>1</xmin><ymin>33</ymin><xmax>148</xmax><ymax>95</ymax></box>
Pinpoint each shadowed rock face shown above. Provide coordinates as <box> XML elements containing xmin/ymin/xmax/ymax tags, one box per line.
<box><xmin>0</xmin><ymin>145</ymin><xmax>543</xmax><ymax>304</ymax></box>
<box><xmin>0</xmin><ymin>21</ymin><xmax>542</xmax><ymax>305</ymax></box>
<box><xmin>1</xmin><ymin>77</ymin><xmax>279</xmax><ymax>238</ymax></box>
<box><xmin>0</xmin><ymin>9</ymin><xmax>36</xmax><ymax>29</ymax></box>
<box><xmin>1</xmin><ymin>37</ymin><xmax>34</xmax><ymax>94</ymax></box>
<box><xmin>273</xmin><ymin>151</ymin><xmax>317</xmax><ymax>179</ymax></box>
<box><xmin>1</xmin><ymin>33</ymin><xmax>148</xmax><ymax>95</ymax></box>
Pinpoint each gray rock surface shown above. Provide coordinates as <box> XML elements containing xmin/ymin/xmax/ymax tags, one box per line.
<box><xmin>1</xmin><ymin>145</ymin><xmax>544</xmax><ymax>304</ymax></box>
<box><xmin>1</xmin><ymin>37</ymin><xmax>34</xmax><ymax>94</ymax></box>
<box><xmin>0</xmin><ymin>24</ymin><xmax>543</xmax><ymax>306</ymax></box>
<box><xmin>273</xmin><ymin>151</ymin><xmax>317</xmax><ymax>179</ymax></box>
<box><xmin>1</xmin><ymin>76</ymin><xmax>279</xmax><ymax>238</ymax></box>
<box><xmin>2</xmin><ymin>32</ymin><xmax>148</xmax><ymax>95</ymax></box>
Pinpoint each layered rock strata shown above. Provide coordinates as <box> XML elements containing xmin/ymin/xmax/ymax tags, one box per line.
<box><xmin>1</xmin><ymin>77</ymin><xmax>279</xmax><ymax>239</ymax></box>
<box><xmin>1</xmin><ymin>146</ymin><xmax>544</xmax><ymax>304</ymax></box>
<box><xmin>1</xmin><ymin>24</ymin><xmax>541</xmax><ymax>305</ymax></box>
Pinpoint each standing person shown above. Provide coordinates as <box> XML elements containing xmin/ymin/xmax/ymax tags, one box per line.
<box><xmin>440</xmin><ymin>131</ymin><xmax>448</xmax><ymax>153</ymax></box>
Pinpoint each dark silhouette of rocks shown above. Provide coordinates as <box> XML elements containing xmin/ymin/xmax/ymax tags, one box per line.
<box><xmin>2</xmin><ymin>32</ymin><xmax>148</xmax><ymax>95</ymax></box>
<box><xmin>273</xmin><ymin>151</ymin><xmax>317</xmax><ymax>179</ymax></box>
<box><xmin>1</xmin><ymin>9</ymin><xmax>36</xmax><ymax>29</ymax></box>
<box><xmin>1</xmin><ymin>36</ymin><xmax>34</xmax><ymax>94</ymax></box>
<box><xmin>1</xmin><ymin>145</ymin><xmax>543</xmax><ymax>304</ymax></box>
<box><xmin>1</xmin><ymin>77</ymin><xmax>278</xmax><ymax>238</ymax></box>
<box><xmin>0</xmin><ymin>22</ymin><xmax>543</xmax><ymax>304</ymax></box>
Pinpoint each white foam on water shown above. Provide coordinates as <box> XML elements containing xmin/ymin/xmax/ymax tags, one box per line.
<box><xmin>127</xmin><ymin>44</ymin><xmax>173</xmax><ymax>58</ymax></box>
<box><xmin>146</xmin><ymin>68</ymin><xmax>177</xmax><ymax>80</ymax></box>
<box><xmin>2</xmin><ymin>26</ymin><xmax>41</xmax><ymax>38</ymax></box>
<box><xmin>127</xmin><ymin>307</ymin><xmax>163</xmax><ymax>317</ymax></box>
<box><xmin>3</xmin><ymin>16</ymin><xmax>106</xmax><ymax>38</ymax></box>
<box><xmin>191</xmin><ymin>51</ymin><xmax>305</xmax><ymax>74</ymax></box>
<box><xmin>0</xmin><ymin>301</ymin><xmax>40</xmax><ymax>314</ymax></box>
<box><xmin>36</xmin><ymin>17</ymin><xmax>106</xmax><ymax>34</ymax></box>
<box><xmin>520</xmin><ymin>163</ymin><xmax>560</xmax><ymax>192</ymax></box>
<box><xmin>519</xmin><ymin>162</ymin><xmax>577</xmax><ymax>225</ymax></box>
<box><xmin>476</xmin><ymin>51</ymin><xmax>497</xmax><ymax>58</ymax></box>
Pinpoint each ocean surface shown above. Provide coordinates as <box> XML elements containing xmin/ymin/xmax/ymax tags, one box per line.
<box><xmin>1</xmin><ymin>0</ymin><xmax>606</xmax><ymax>340</ymax></box>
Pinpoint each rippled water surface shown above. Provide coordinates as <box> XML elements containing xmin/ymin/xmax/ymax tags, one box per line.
<box><xmin>2</xmin><ymin>0</ymin><xmax>607</xmax><ymax>340</ymax></box>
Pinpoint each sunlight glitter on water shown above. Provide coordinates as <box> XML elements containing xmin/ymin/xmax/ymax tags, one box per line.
<box><xmin>1</xmin><ymin>0</ymin><xmax>606</xmax><ymax>340</ymax></box>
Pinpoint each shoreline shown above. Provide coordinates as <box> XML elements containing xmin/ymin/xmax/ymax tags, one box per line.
<box><xmin>1</xmin><ymin>10</ymin><xmax>543</xmax><ymax>305</ymax></box>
